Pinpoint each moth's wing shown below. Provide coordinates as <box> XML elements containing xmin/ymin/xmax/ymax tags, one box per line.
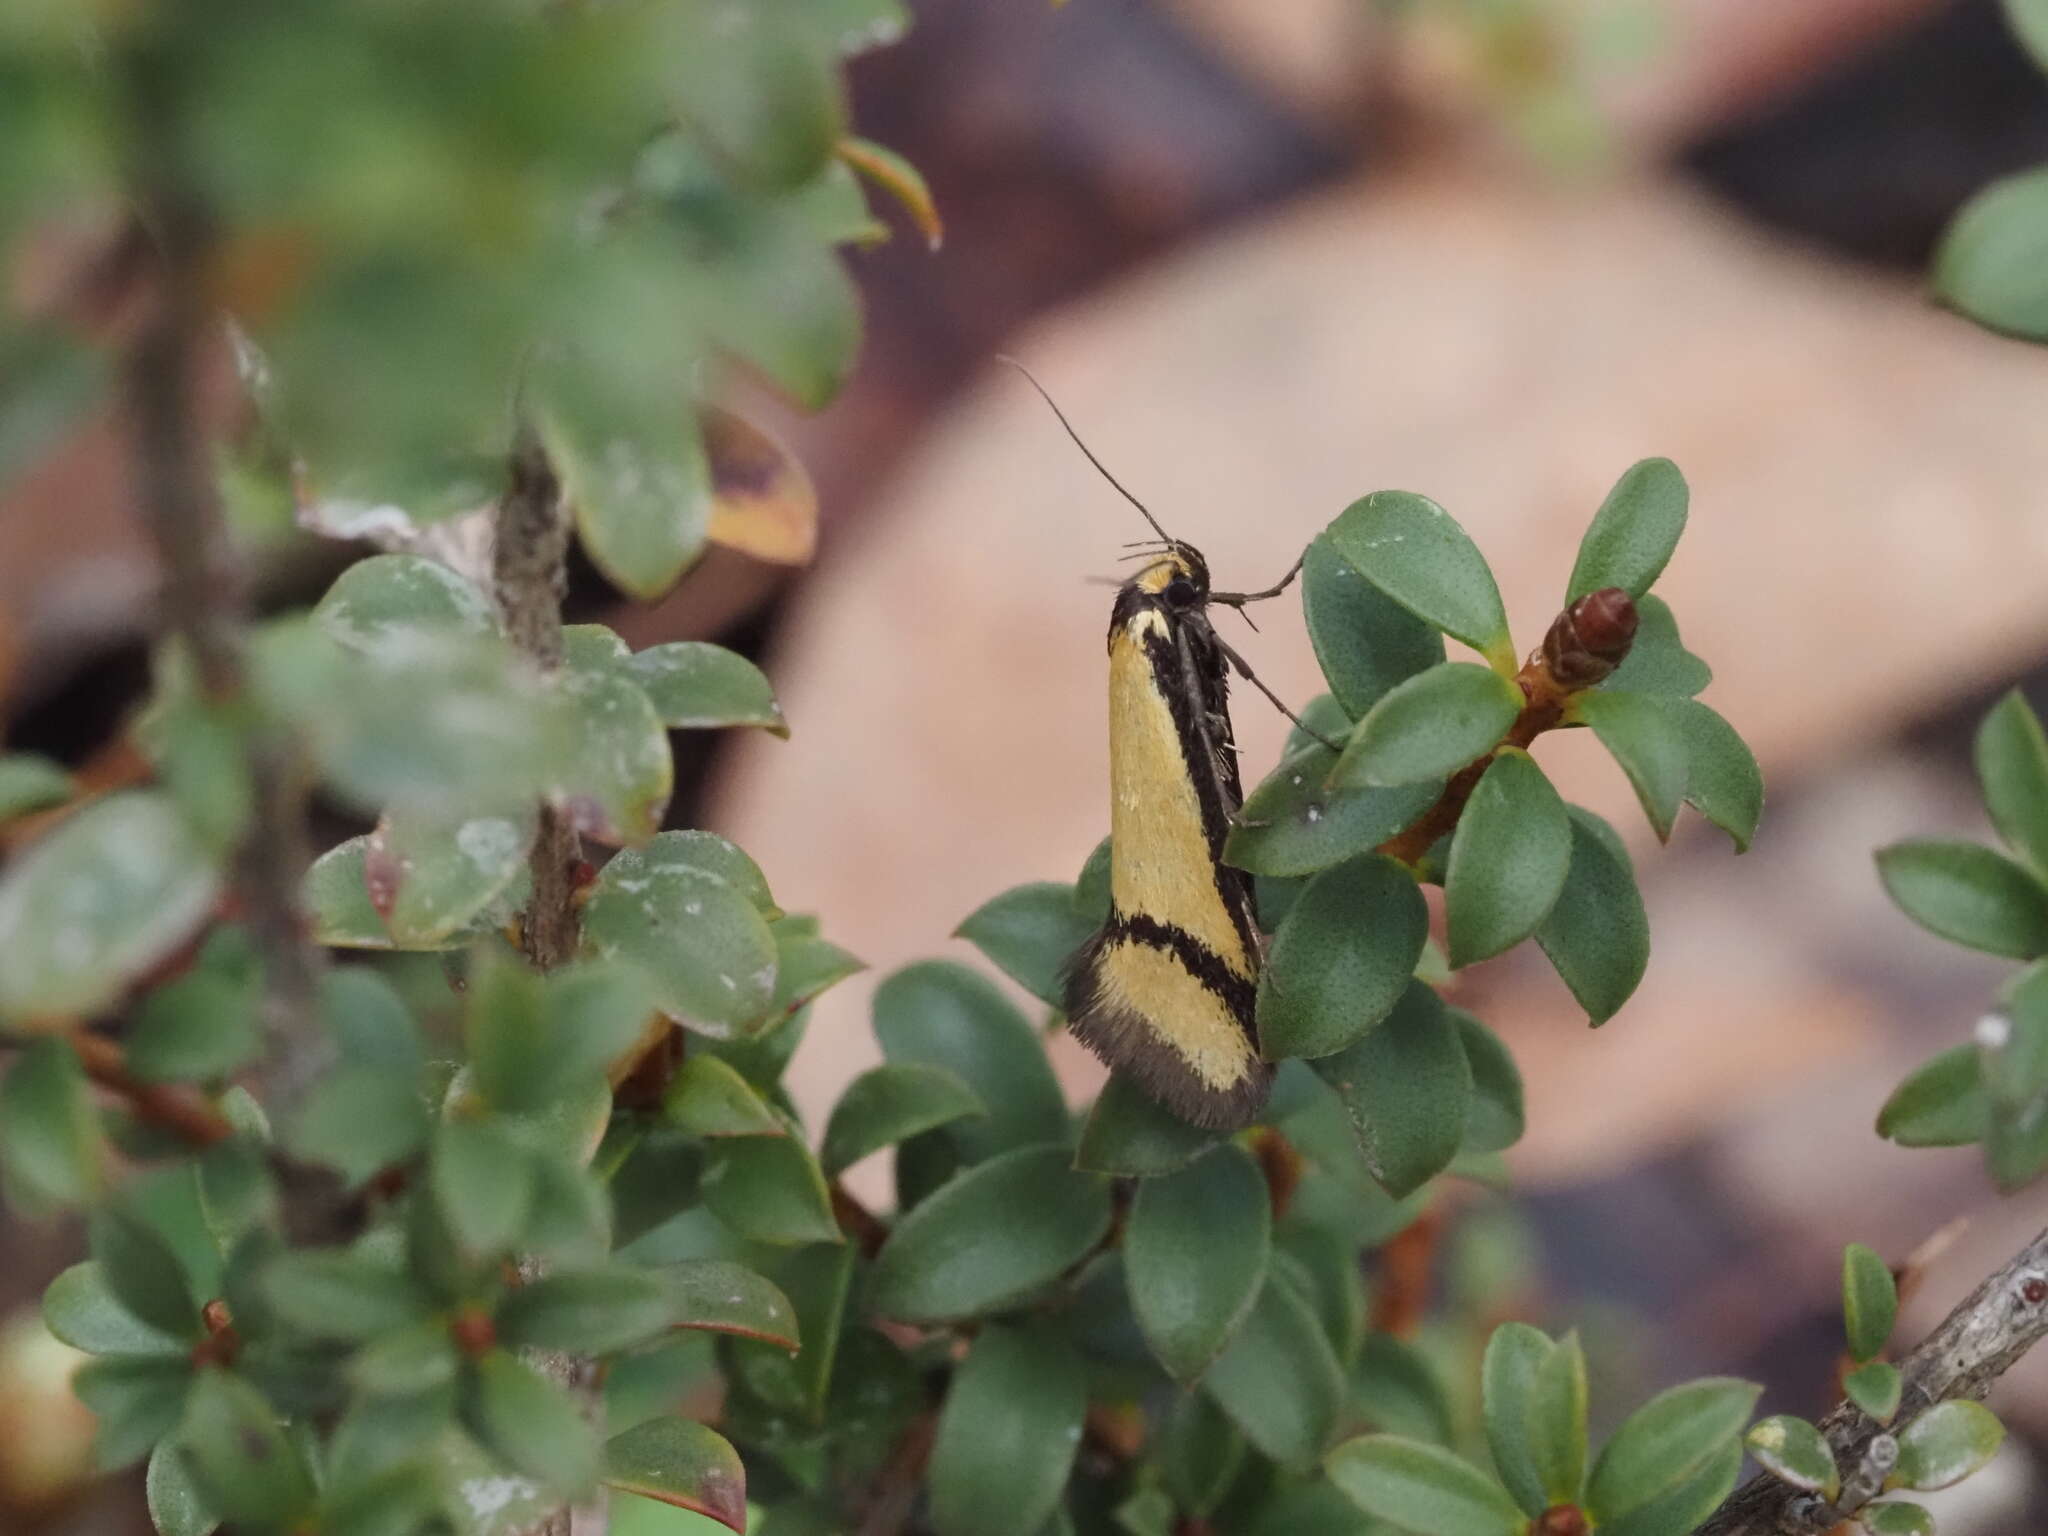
<box><xmin>1064</xmin><ymin>602</ymin><xmax>1270</xmax><ymax>1131</ymax></box>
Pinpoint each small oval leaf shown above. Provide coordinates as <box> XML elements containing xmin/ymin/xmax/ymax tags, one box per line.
<box><xmin>665</xmin><ymin>1055</ymin><xmax>785</xmax><ymax>1138</ymax></box>
<box><xmin>1324</xmin><ymin>1434</ymin><xmax>1525</xmax><ymax>1536</ymax></box>
<box><xmin>627</xmin><ymin>641</ymin><xmax>788</xmax><ymax>737</ymax></box>
<box><xmin>1585</xmin><ymin>1377</ymin><xmax>1761</xmax><ymax>1523</ymax></box>
<box><xmin>1203</xmin><ymin>1270</ymin><xmax>1347</xmax><ymax>1469</ymax></box>
<box><xmin>662</xmin><ymin>1259</ymin><xmax>800</xmax><ymax>1350</ymax></box>
<box><xmin>1846</xmin><ymin>1360</ymin><xmax>1904</xmax><ymax>1424</ymax></box>
<box><xmin>1746</xmin><ymin>1414</ymin><xmax>1838</xmax><ymax>1498</ymax></box>
<box><xmin>1573</xmin><ymin>689</ymin><xmax>1688</xmax><ymax>841</ymax></box>
<box><xmin>1536</xmin><ymin>807</ymin><xmax>1650</xmax><ymax>1025</ymax></box>
<box><xmin>1674</xmin><ymin>700</ymin><xmax>1764</xmax><ymax>853</ymax></box>
<box><xmin>1877</xmin><ymin>839</ymin><xmax>2048</xmax><ymax>959</ymax></box>
<box><xmin>1325</xmin><ymin>492</ymin><xmax>1511</xmax><ymax>663</ymax></box>
<box><xmin>1445</xmin><ymin>751</ymin><xmax>1572</xmax><ymax>967</ymax></box>
<box><xmin>1226</xmin><ymin>739</ymin><xmax>1439</xmax><ymax>879</ymax></box>
<box><xmin>866</xmin><ymin>1144</ymin><xmax>1111</xmax><ymax>1323</ymax></box>
<box><xmin>1302</xmin><ymin>535</ymin><xmax>1446</xmax><ymax>718</ymax></box>
<box><xmin>1332</xmin><ymin>664</ymin><xmax>1522</xmax><ymax>790</ymax></box>
<box><xmin>1566</xmin><ymin>458</ymin><xmax>1688</xmax><ymax>603</ymax></box>
<box><xmin>954</xmin><ymin>881</ymin><xmax>1095</xmax><ymax>1007</ymax></box>
<box><xmin>1877</xmin><ymin>1045</ymin><xmax>1989</xmax><ymax>1148</ymax></box>
<box><xmin>1257</xmin><ymin>854</ymin><xmax>1429</xmax><ymax>1060</ymax></box>
<box><xmin>1932</xmin><ymin>165</ymin><xmax>2048</xmax><ymax>341</ymax></box>
<box><xmin>1978</xmin><ymin>689</ymin><xmax>2048</xmax><ymax>878</ymax></box>
<box><xmin>1126</xmin><ymin>1144</ymin><xmax>1271</xmax><ymax>1382</ymax></box>
<box><xmin>820</xmin><ymin>1061</ymin><xmax>984</xmax><ymax>1175</ymax></box>
<box><xmin>602</xmin><ymin>1417</ymin><xmax>748</xmax><ymax>1534</ymax></box>
<box><xmin>1859</xmin><ymin>1499</ymin><xmax>1936</xmax><ymax>1536</ymax></box>
<box><xmin>928</xmin><ymin>1323</ymin><xmax>1086</xmax><ymax>1536</ymax></box>
<box><xmin>1893</xmin><ymin>1399</ymin><xmax>2004</xmax><ymax>1491</ymax></box>
<box><xmin>1311</xmin><ymin>980</ymin><xmax>1471</xmax><ymax>1198</ymax></box>
<box><xmin>1072</xmin><ymin>1072</ymin><xmax>1222</xmax><ymax>1177</ymax></box>
<box><xmin>1842</xmin><ymin>1243</ymin><xmax>1899</xmax><ymax>1363</ymax></box>
<box><xmin>701</xmin><ymin>1134</ymin><xmax>840</xmax><ymax>1246</ymax></box>
<box><xmin>1481</xmin><ymin>1322</ymin><xmax>1556</xmax><ymax>1518</ymax></box>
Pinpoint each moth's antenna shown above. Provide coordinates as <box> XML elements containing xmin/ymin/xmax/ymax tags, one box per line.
<box><xmin>996</xmin><ymin>354</ymin><xmax>1174</xmax><ymax>546</ymax></box>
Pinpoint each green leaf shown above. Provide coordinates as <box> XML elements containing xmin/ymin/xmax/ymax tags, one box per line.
<box><xmin>1566</xmin><ymin>458</ymin><xmax>1688</xmax><ymax>602</ymax></box>
<box><xmin>1126</xmin><ymin>1144</ymin><xmax>1271</xmax><ymax>1382</ymax></box>
<box><xmin>1</xmin><ymin>1037</ymin><xmax>101</xmax><ymax>1206</ymax></box>
<box><xmin>872</xmin><ymin>961</ymin><xmax>1070</xmax><ymax>1161</ymax></box>
<box><xmin>1324</xmin><ymin>1435</ymin><xmax>1524</xmax><ymax>1536</ymax></box>
<box><xmin>955</xmin><ymin>881</ymin><xmax>1095</xmax><ymax>1007</ymax></box>
<box><xmin>463</xmin><ymin>1349</ymin><xmax>601</xmax><ymax>1499</ymax></box>
<box><xmin>1158</xmin><ymin>1393</ymin><xmax>1245</xmax><ymax>1518</ymax></box>
<box><xmin>499</xmin><ymin>1266</ymin><xmax>675</xmax><ymax>1355</ymax></box>
<box><xmin>1302</xmin><ymin>535</ymin><xmax>1446</xmax><ymax>718</ymax></box>
<box><xmin>1842</xmin><ymin>1243</ymin><xmax>1899</xmax><ymax>1363</ymax></box>
<box><xmin>175</xmin><ymin>1370</ymin><xmax>316</xmax><ymax>1528</ymax></box>
<box><xmin>1858</xmin><ymin>1499</ymin><xmax>1935</xmax><ymax>1536</ymax></box>
<box><xmin>365</xmin><ymin>807</ymin><xmax>533</xmax><ymax>947</ymax></box>
<box><xmin>1746</xmin><ymin>1415</ymin><xmax>1837</xmax><ymax>1498</ymax></box>
<box><xmin>627</xmin><ymin>642</ymin><xmax>787</xmax><ymax>737</ymax></box>
<box><xmin>1326</xmin><ymin>492</ymin><xmax>1512</xmax><ymax>664</ymax></box>
<box><xmin>347</xmin><ymin>1319</ymin><xmax>459</xmax><ymax>1399</ymax></box>
<box><xmin>548</xmin><ymin>403</ymin><xmax>712</xmax><ymax>600</ymax></box>
<box><xmin>582</xmin><ymin>833</ymin><xmax>781</xmax><ymax>1038</ymax></box>
<box><xmin>539</xmin><ymin>962</ymin><xmax>663</xmax><ymax>1099</ymax></box>
<box><xmin>1601</xmin><ymin>595</ymin><xmax>1711</xmax><ymax>698</ymax></box>
<box><xmin>701</xmin><ymin>1134</ymin><xmax>840</xmax><ymax>1246</ymax></box>
<box><xmin>1932</xmin><ymin>165</ymin><xmax>2048</xmax><ymax>341</ymax></box>
<box><xmin>146</xmin><ymin>1440</ymin><xmax>217</xmax><ymax>1536</ymax></box>
<box><xmin>0</xmin><ymin>791</ymin><xmax>220</xmax><ymax>1020</ymax></box>
<box><xmin>553</xmin><ymin>663</ymin><xmax>674</xmax><ymax>845</ymax></box>
<box><xmin>1977</xmin><ymin>691</ymin><xmax>2048</xmax><ymax>878</ymax></box>
<box><xmin>1877</xmin><ymin>1046</ymin><xmax>1989</xmax><ymax>1148</ymax></box>
<box><xmin>928</xmin><ymin>1324</ymin><xmax>1087</xmax><ymax>1536</ymax></box>
<box><xmin>302</xmin><ymin>838</ymin><xmax>397</xmax><ymax>949</ymax></box>
<box><xmin>867</xmin><ymin>1143</ymin><xmax>1111</xmax><ymax>1323</ymax></box>
<box><xmin>769</xmin><ymin>926</ymin><xmax>864</xmax><ymax>1017</ymax></box>
<box><xmin>0</xmin><ymin>752</ymin><xmax>72</xmax><ymax>820</ymax></box>
<box><xmin>1455</xmin><ymin>1011</ymin><xmax>1525</xmax><ymax>1155</ymax></box>
<box><xmin>1528</xmin><ymin>1331</ymin><xmax>1590</xmax><ymax>1505</ymax></box>
<box><xmin>1893</xmin><ymin>1399</ymin><xmax>2004</xmax><ymax>1491</ymax></box>
<box><xmin>1573</xmin><ymin>689</ymin><xmax>1688</xmax><ymax>841</ymax></box>
<box><xmin>43</xmin><ymin>1262</ymin><xmax>186</xmax><ymax>1356</ymax></box>
<box><xmin>126</xmin><ymin>969</ymin><xmax>262</xmax><ymax>1084</ymax></box>
<box><xmin>752</xmin><ymin>1241</ymin><xmax>854</xmax><ymax>1419</ymax></box>
<box><xmin>2006</xmin><ymin>0</ymin><xmax>2048</xmax><ymax>71</ymax></box>
<box><xmin>1332</xmin><ymin>664</ymin><xmax>1521</xmax><ymax>790</ymax></box>
<box><xmin>1585</xmin><ymin>1377</ymin><xmax>1761</xmax><ymax>1522</ymax></box>
<box><xmin>287</xmin><ymin>1064</ymin><xmax>430</xmax><ymax>1186</ymax></box>
<box><xmin>1257</xmin><ymin>854</ymin><xmax>1428</xmax><ymax>1060</ymax></box>
<box><xmin>90</xmin><ymin>1207</ymin><xmax>200</xmax><ymax>1341</ymax></box>
<box><xmin>1074</xmin><ymin>837</ymin><xmax>1113</xmax><ymax>924</ymax></box>
<box><xmin>319</xmin><ymin>1462</ymin><xmax>445</xmax><ymax>1536</ymax></box>
<box><xmin>1352</xmin><ymin>1330</ymin><xmax>1455</xmax><ymax>1444</ymax></box>
<box><xmin>1537</xmin><ymin>806</ymin><xmax>1650</xmax><ymax>1024</ymax></box>
<box><xmin>820</xmin><ymin>1062</ymin><xmax>984</xmax><ymax>1174</ymax></box>
<box><xmin>1203</xmin><ymin>1268</ymin><xmax>1347</xmax><ymax>1468</ymax></box>
<box><xmin>1445</xmin><ymin>751</ymin><xmax>1571</xmax><ymax>967</ymax></box>
<box><xmin>666</xmin><ymin>1054</ymin><xmax>785</xmax><ymax>1138</ymax></box>
<box><xmin>1225</xmin><ymin>739</ymin><xmax>1440</xmax><ymax>879</ymax></box>
<box><xmin>1594</xmin><ymin>1439</ymin><xmax>1742</xmax><ymax>1536</ymax></box>
<box><xmin>75</xmin><ymin>1355</ymin><xmax>192</xmax><ymax>1471</ymax></box>
<box><xmin>260</xmin><ymin>1249</ymin><xmax>430</xmax><ymax>1341</ymax></box>
<box><xmin>311</xmin><ymin>554</ymin><xmax>497</xmax><ymax>655</ymax></box>
<box><xmin>431</xmin><ymin>1118</ymin><xmax>535</xmax><ymax>1260</ymax></box>
<box><xmin>1877</xmin><ymin>839</ymin><xmax>2048</xmax><ymax>958</ymax></box>
<box><xmin>603</xmin><ymin>1417</ymin><xmax>749</xmax><ymax>1533</ymax></box>
<box><xmin>1846</xmin><ymin>1360</ymin><xmax>1904</xmax><ymax>1424</ymax></box>
<box><xmin>1481</xmin><ymin>1322</ymin><xmax>1556</xmax><ymax>1518</ymax></box>
<box><xmin>1311</xmin><ymin>981</ymin><xmax>1471</xmax><ymax>1198</ymax></box>
<box><xmin>1072</xmin><ymin>1072</ymin><xmax>1222</xmax><ymax>1177</ymax></box>
<box><xmin>1673</xmin><ymin>700</ymin><xmax>1764</xmax><ymax>853</ymax></box>
<box><xmin>662</xmin><ymin>1258</ymin><xmax>800</xmax><ymax>1349</ymax></box>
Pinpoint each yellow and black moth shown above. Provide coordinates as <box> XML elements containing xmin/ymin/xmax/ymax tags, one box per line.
<box><xmin>1005</xmin><ymin>363</ymin><xmax>1308</xmax><ymax>1130</ymax></box>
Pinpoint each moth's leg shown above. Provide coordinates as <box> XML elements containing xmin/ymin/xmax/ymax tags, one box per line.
<box><xmin>1212</xmin><ymin>632</ymin><xmax>1341</xmax><ymax>751</ymax></box>
<box><xmin>1211</xmin><ymin>553</ymin><xmax>1305</xmax><ymax>608</ymax></box>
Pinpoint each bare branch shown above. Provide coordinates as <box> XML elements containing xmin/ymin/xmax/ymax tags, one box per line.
<box><xmin>1695</xmin><ymin>1225</ymin><xmax>2048</xmax><ymax>1535</ymax></box>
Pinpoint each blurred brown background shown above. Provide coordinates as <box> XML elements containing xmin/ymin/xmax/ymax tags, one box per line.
<box><xmin>10</xmin><ymin>0</ymin><xmax>2048</xmax><ymax>1529</ymax></box>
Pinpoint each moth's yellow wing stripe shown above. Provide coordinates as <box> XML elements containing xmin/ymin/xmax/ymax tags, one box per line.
<box><xmin>1106</xmin><ymin>610</ymin><xmax>1252</xmax><ymax>977</ymax></box>
<box><xmin>1092</xmin><ymin>938</ymin><xmax>1260</xmax><ymax>1092</ymax></box>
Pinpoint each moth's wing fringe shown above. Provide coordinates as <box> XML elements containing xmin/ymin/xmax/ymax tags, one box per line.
<box><xmin>1062</xmin><ymin>928</ymin><xmax>1270</xmax><ymax>1132</ymax></box>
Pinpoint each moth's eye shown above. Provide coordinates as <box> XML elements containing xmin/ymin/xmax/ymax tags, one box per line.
<box><xmin>1164</xmin><ymin>577</ymin><xmax>1198</xmax><ymax>608</ymax></box>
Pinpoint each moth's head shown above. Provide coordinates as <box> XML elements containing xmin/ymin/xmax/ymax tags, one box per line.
<box><xmin>1131</xmin><ymin>543</ymin><xmax>1210</xmax><ymax>610</ymax></box>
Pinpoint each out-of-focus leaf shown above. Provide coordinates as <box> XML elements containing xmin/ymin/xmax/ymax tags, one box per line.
<box><xmin>463</xmin><ymin>1349</ymin><xmax>600</xmax><ymax>1500</ymax></box>
<box><xmin>1842</xmin><ymin>1243</ymin><xmax>1898</xmax><ymax>1363</ymax></box>
<box><xmin>1072</xmin><ymin>1072</ymin><xmax>1221</xmax><ymax>1177</ymax></box>
<box><xmin>175</xmin><ymin>1370</ymin><xmax>315</xmax><ymax>1528</ymax></box>
<box><xmin>666</xmin><ymin>1054</ymin><xmax>785</xmax><ymax>1138</ymax></box>
<box><xmin>627</xmin><ymin>640</ymin><xmax>788</xmax><ymax>736</ymax></box>
<box><xmin>602</xmin><ymin>1417</ymin><xmax>749</xmax><ymax>1533</ymax></box>
<box><xmin>838</xmin><ymin>136</ymin><xmax>943</xmax><ymax>248</ymax></box>
<box><xmin>547</xmin><ymin>402</ymin><xmax>711</xmax><ymax>601</ymax></box>
<box><xmin>1877</xmin><ymin>839</ymin><xmax>2048</xmax><ymax>958</ymax></box>
<box><xmin>0</xmin><ymin>752</ymin><xmax>73</xmax><ymax>820</ymax></box>
<box><xmin>364</xmin><ymin>808</ymin><xmax>533</xmax><ymax>947</ymax></box>
<box><xmin>1892</xmin><ymin>1400</ymin><xmax>2004</xmax><ymax>1491</ymax></box>
<box><xmin>819</xmin><ymin>1062</ymin><xmax>983</xmax><ymax>1174</ymax></box>
<box><xmin>703</xmin><ymin>407</ymin><xmax>819</xmax><ymax>567</ymax></box>
<box><xmin>1202</xmin><ymin>1271</ymin><xmax>1346</xmax><ymax>1469</ymax></box>
<box><xmin>928</xmin><ymin>1324</ymin><xmax>1086</xmax><ymax>1536</ymax></box>
<box><xmin>1933</xmin><ymin>165</ymin><xmax>2048</xmax><ymax>341</ymax></box>
<box><xmin>1584</xmin><ymin>1378</ymin><xmax>1761</xmax><ymax>1523</ymax></box>
<box><xmin>0</xmin><ymin>791</ymin><xmax>220</xmax><ymax>1023</ymax></box>
<box><xmin>1324</xmin><ymin>1435</ymin><xmax>1523</xmax><ymax>1536</ymax></box>
<box><xmin>43</xmin><ymin>1262</ymin><xmax>185</xmax><ymax>1357</ymax></box>
<box><xmin>1311</xmin><ymin>981</ymin><xmax>1470</xmax><ymax>1198</ymax></box>
<box><xmin>552</xmin><ymin>664</ymin><xmax>673</xmax><ymax>845</ymax></box>
<box><xmin>1</xmin><ymin>1037</ymin><xmax>102</xmax><ymax>1206</ymax></box>
<box><xmin>311</xmin><ymin>553</ymin><xmax>497</xmax><ymax>656</ymax></box>
<box><xmin>700</xmin><ymin>1134</ymin><xmax>840</xmax><ymax>1247</ymax></box>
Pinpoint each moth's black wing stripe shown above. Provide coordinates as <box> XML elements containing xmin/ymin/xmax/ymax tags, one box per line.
<box><xmin>1106</xmin><ymin>912</ymin><xmax>1257</xmax><ymax>1023</ymax></box>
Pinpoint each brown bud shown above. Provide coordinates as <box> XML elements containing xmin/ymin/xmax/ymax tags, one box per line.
<box><xmin>1542</xmin><ymin>587</ymin><xmax>1638</xmax><ymax>689</ymax></box>
<box><xmin>449</xmin><ymin>1307</ymin><xmax>498</xmax><ymax>1358</ymax></box>
<box><xmin>1535</xmin><ymin>1505</ymin><xmax>1590</xmax><ymax>1536</ymax></box>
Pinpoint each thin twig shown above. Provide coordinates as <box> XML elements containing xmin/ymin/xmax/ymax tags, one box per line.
<box><xmin>1693</xmin><ymin>1225</ymin><xmax>2048</xmax><ymax>1535</ymax></box>
<box><xmin>118</xmin><ymin>47</ymin><xmax>328</xmax><ymax>1112</ymax></box>
<box><xmin>69</xmin><ymin>1031</ymin><xmax>233</xmax><ymax>1147</ymax></box>
<box><xmin>493</xmin><ymin>424</ymin><xmax>602</xmax><ymax>1536</ymax></box>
